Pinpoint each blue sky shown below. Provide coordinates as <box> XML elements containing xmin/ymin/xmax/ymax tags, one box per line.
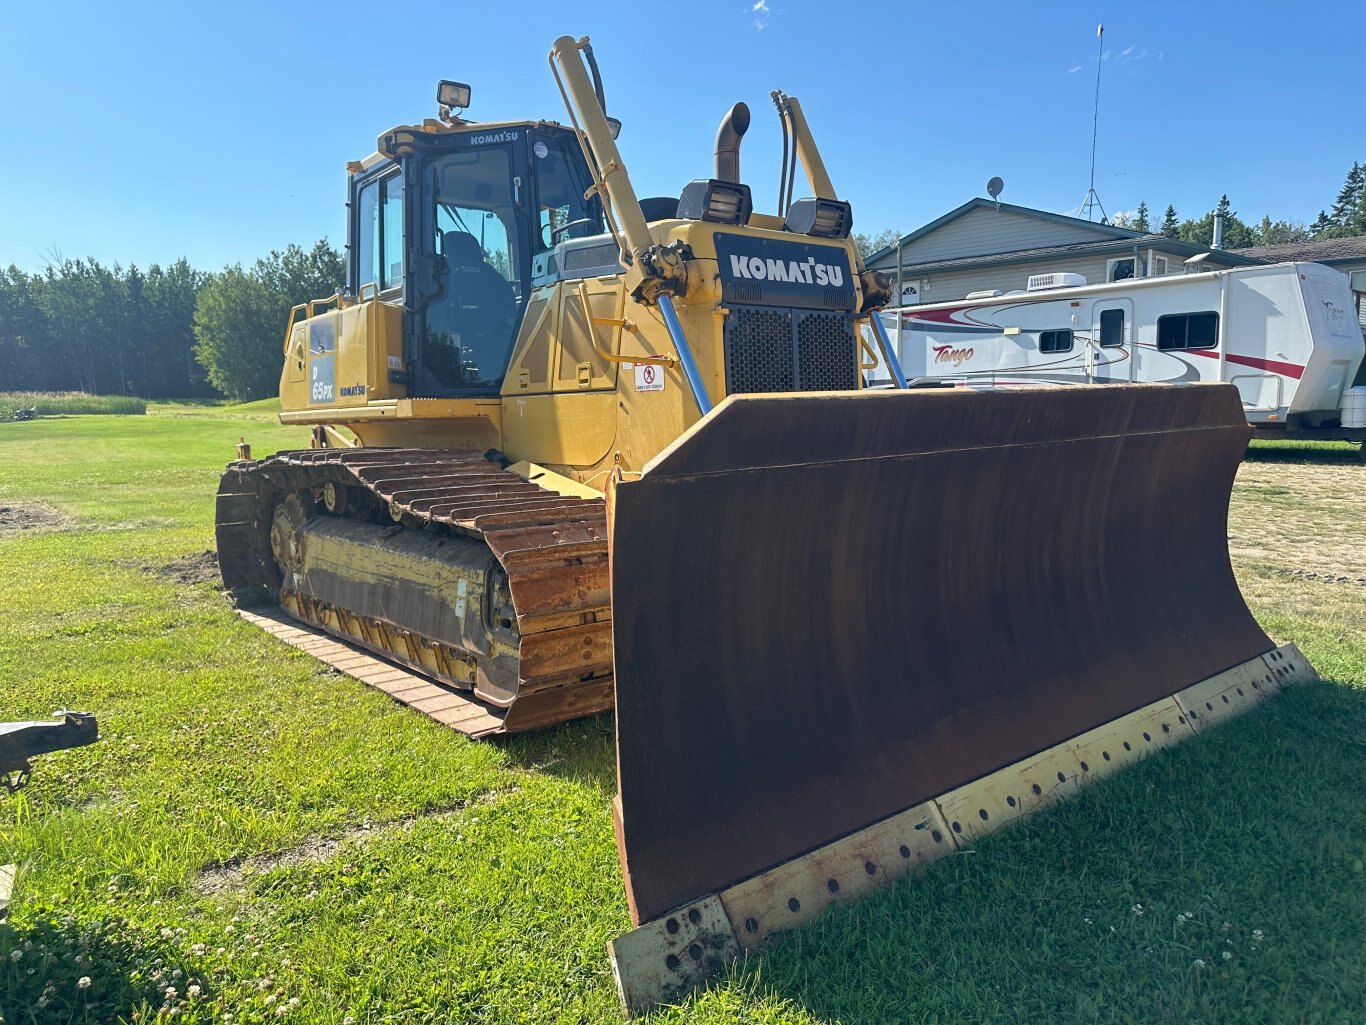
<box><xmin>0</xmin><ymin>0</ymin><xmax>1357</xmax><ymax>271</ymax></box>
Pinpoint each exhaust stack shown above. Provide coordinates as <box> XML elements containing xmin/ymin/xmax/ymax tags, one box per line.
<box><xmin>714</xmin><ymin>102</ymin><xmax>750</xmax><ymax>184</ymax></box>
<box><xmin>1213</xmin><ymin>208</ymin><xmax>1225</xmax><ymax>250</ymax></box>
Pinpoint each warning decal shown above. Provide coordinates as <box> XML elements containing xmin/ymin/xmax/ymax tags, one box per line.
<box><xmin>635</xmin><ymin>364</ymin><xmax>665</xmax><ymax>392</ymax></box>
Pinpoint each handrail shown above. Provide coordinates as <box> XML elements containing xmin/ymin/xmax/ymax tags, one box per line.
<box><xmin>857</xmin><ymin>331</ymin><xmax>881</xmax><ymax>372</ymax></box>
<box><xmin>281</xmin><ymin>302</ymin><xmax>308</xmax><ymax>353</ymax></box>
<box><xmin>575</xmin><ymin>282</ymin><xmax>675</xmax><ymax>368</ymax></box>
<box><xmin>865</xmin><ymin>311</ymin><xmax>909</xmax><ymax>389</ymax></box>
<box><xmin>307</xmin><ymin>293</ymin><xmax>342</xmax><ymax>318</ymax></box>
<box><xmin>280</xmin><ymin>293</ymin><xmax>344</xmax><ymax>354</ymax></box>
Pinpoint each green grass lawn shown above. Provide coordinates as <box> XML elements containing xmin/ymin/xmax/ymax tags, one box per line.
<box><xmin>2</xmin><ymin>412</ymin><xmax>1365</xmax><ymax>1024</ymax></box>
<box><xmin>146</xmin><ymin>398</ymin><xmax>283</xmax><ymax>421</ymax></box>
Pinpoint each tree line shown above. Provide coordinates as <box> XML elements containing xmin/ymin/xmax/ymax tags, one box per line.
<box><xmin>0</xmin><ymin>241</ymin><xmax>343</xmax><ymax>402</ymax></box>
<box><xmin>855</xmin><ymin>158</ymin><xmax>1366</xmax><ymax>259</ymax></box>
<box><xmin>1120</xmin><ymin>159</ymin><xmax>1366</xmax><ymax>248</ymax></box>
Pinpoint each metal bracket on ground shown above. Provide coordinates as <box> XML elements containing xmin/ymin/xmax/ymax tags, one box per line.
<box><xmin>607</xmin><ymin>643</ymin><xmax>1319</xmax><ymax>1016</ymax></box>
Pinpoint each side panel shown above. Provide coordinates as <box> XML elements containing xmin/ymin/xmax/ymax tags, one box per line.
<box><xmin>279</xmin><ymin>299</ymin><xmax>405</xmax><ymax>417</ymax></box>
<box><xmin>502</xmin><ymin>392</ymin><xmax>618</xmax><ymax>467</ymax></box>
<box><xmin>1222</xmin><ymin>268</ymin><xmax>1306</xmax><ymax>418</ymax></box>
<box><xmin>1291</xmin><ymin>265</ymin><xmax>1365</xmax><ymax>418</ymax></box>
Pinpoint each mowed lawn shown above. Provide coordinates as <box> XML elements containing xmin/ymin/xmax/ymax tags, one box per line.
<box><xmin>2</xmin><ymin>413</ymin><xmax>1365</xmax><ymax>1025</ymax></box>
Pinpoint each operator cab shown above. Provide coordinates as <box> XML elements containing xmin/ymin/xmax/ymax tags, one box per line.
<box><xmin>349</xmin><ymin>117</ymin><xmax>604</xmax><ymax>397</ymax></box>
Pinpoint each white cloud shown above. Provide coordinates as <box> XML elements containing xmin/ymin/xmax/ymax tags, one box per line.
<box><xmin>751</xmin><ymin>0</ymin><xmax>771</xmax><ymax>30</ymax></box>
<box><xmin>1074</xmin><ymin>44</ymin><xmax>1164</xmax><ymax>73</ymax></box>
<box><xmin>1109</xmin><ymin>45</ymin><xmax>1164</xmax><ymax>64</ymax></box>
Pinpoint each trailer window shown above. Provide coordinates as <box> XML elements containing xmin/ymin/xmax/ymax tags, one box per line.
<box><xmin>1099</xmin><ymin>309</ymin><xmax>1125</xmax><ymax>347</ymax></box>
<box><xmin>1157</xmin><ymin>312</ymin><xmax>1219</xmax><ymax>351</ymax></box>
<box><xmin>1039</xmin><ymin>329</ymin><xmax>1073</xmax><ymax>354</ymax></box>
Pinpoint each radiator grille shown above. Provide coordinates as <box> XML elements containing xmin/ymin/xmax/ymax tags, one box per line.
<box><xmin>796</xmin><ymin>311</ymin><xmax>859</xmax><ymax>392</ymax></box>
<box><xmin>725</xmin><ymin>308</ymin><xmax>795</xmax><ymax>393</ymax></box>
<box><xmin>725</xmin><ymin>307</ymin><xmax>858</xmax><ymax>394</ymax></box>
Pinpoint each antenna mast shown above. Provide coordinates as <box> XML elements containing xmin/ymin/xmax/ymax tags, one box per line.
<box><xmin>1078</xmin><ymin>23</ymin><xmax>1108</xmax><ymax>223</ymax></box>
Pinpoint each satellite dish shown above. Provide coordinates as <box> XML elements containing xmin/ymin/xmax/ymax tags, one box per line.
<box><xmin>987</xmin><ymin>177</ymin><xmax>1005</xmax><ymax>208</ymax></box>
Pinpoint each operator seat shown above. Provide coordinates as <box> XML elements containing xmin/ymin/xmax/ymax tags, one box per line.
<box><xmin>425</xmin><ymin>230</ymin><xmax>517</xmax><ymax>387</ymax></box>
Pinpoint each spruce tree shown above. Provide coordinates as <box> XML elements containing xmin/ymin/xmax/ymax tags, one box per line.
<box><xmin>1330</xmin><ymin>162</ymin><xmax>1363</xmax><ymax>228</ymax></box>
<box><xmin>1309</xmin><ymin>210</ymin><xmax>1332</xmax><ymax>237</ymax></box>
<box><xmin>1161</xmin><ymin>205</ymin><xmax>1179</xmax><ymax>237</ymax></box>
<box><xmin>1133</xmin><ymin>201</ymin><xmax>1150</xmax><ymax>232</ymax></box>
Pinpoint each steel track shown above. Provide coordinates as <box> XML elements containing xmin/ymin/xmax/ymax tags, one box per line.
<box><xmin>216</xmin><ymin>448</ymin><xmax>613</xmax><ymax>736</ymax></box>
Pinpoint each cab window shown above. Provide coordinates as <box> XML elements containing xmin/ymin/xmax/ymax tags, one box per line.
<box><xmin>354</xmin><ymin>171</ymin><xmax>403</xmax><ymax>292</ymax></box>
<box><xmin>356</xmin><ymin>180</ymin><xmax>378</xmax><ymax>289</ymax></box>
<box><xmin>381</xmin><ymin>175</ymin><xmax>403</xmax><ymax>289</ymax></box>
<box><xmin>533</xmin><ymin>134</ymin><xmax>602</xmax><ymax>249</ymax></box>
<box><xmin>436</xmin><ymin>204</ymin><xmax>514</xmax><ymax>282</ymax></box>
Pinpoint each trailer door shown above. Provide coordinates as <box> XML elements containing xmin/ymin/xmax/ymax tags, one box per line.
<box><xmin>1089</xmin><ymin>299</ymin><xmax>1135</xmax><ymax>383</ymax></box>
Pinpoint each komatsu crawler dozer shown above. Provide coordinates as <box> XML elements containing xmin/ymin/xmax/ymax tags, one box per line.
<box><xmin>217</xmin><ymin>36</ymin><xmax>1317</xmax><ymax>1013</ymax></box>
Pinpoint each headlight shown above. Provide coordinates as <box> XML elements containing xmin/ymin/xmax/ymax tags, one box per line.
<box><xmin>676</xmin><ymin>179</ymin><xmax>753</xmax><ymax>225</ymax></box>
<box><xmin>784</xmin><ymin>197</ymin><xmax>852</xmax><ymax>239</ymax></box>
<box><xmin>436</xmin><ymin>80</ymin><xmax>472</xmax><ymax>110</ymax></box>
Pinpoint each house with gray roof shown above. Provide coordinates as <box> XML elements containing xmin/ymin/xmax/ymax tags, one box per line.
<box><xmin>866</xmin><ymin>198</ymin><xmax>1260</xmax><ymax>307</ymax></box>
<box><xmin>1234</xmin><ymin>236</ymin><xmax>1366</xmax><ymax>327</ymax></box>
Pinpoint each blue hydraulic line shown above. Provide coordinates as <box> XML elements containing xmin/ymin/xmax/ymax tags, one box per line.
<box><xmin>868</xmin><ymin>310</ymin><xmax>909</xmax><ymax>389</ymax></box>
<box><xmin>657</xmin><ymin>295</ymin><xmax>713</xmax><ymax>416</ymax></box>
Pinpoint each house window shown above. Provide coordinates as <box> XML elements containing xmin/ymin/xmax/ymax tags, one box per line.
<box><xmin>1108</xmin><ymin>255</ymin><xmax>1168</xmax><ymax>281</ymax></box>
<box><xmin>1040</xmin><ymin>329</ymin><xmax>1074</xmax><ymax>354</ymax></box>
<box><xmin>1109</xmin><ymin>258</ymin><xmax>1138</xmax><ymax>282</ymax></box>
<box><xmin>1099</xmin><ymin>308</ymin><xmax>1125</xmax><ymax>347</ymax></box>
<box><xmin>1157</xmin><ymin>312</ymin><xmax>1219</xmax><ymax>351</ymax></box>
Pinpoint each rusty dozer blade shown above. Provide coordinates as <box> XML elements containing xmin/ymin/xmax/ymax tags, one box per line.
<box><xmin>609</xmin><ymin>382</ymin><xmax>1273</xmax><ymax>928</ymax></box>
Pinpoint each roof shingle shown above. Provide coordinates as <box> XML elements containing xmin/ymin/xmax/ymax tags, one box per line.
<box><xmin>1233</xmin><ymin>236</ymin><xmax>1366</xmax><ymax>263</ymax></box>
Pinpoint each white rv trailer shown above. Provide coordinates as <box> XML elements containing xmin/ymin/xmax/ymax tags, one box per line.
<box><xmin>871</xmin><ymin>262</ymin><xmax>1366</xmax><ymax>445</ymax></box>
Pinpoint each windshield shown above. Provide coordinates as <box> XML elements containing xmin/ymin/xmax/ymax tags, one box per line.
<box><xmin>422</xmin><ymin>145</ymin><xmax>527</xmax><ymax>392</ymax></box>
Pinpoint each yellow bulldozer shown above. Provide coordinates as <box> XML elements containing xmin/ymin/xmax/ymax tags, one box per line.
<box><xmin>217</xmin><ymin>35</ymin><xmax>1316</xmax><ymax>1013</ymax></box>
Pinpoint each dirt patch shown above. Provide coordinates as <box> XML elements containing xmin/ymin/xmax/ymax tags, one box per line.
<box><xmin>157</xmin><ymin>550</ymin><xmax>221</xmax><ymax>586</ymax></box>
<box><xmin>123</xmin><ymin>550</ymin><xmax>220</xmax><ymax>586</ymax></box>
<box><xmin>193</xmin><ymin>797</ymin><xmax>498</xmax><ymax>896</ymax></box>
<box><xmin>1229</xmin><ymin>460</ymin><xmax>1366</xmax><ymax>579</ymax></box>
<box><xmin>0</xmin><ymin>502</ymin><xmax>74</xmax><ymax>535</ymax></box>
<box><xmin>196</xmin><ymin>835</ymin><xmax>356</xmax><ymax>896</ymax></box>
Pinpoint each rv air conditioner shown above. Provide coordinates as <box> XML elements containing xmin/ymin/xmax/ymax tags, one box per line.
<box><xmin>1027</xmin><ymin>272</ymin><xmax>1087</xmax><ymax>292</ymax></box>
